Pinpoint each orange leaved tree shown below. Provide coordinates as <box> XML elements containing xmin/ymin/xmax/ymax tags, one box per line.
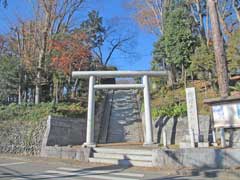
<box><xmin>50</xmin><ymin>31</ymin><xmax>91</xmax><ymax>102</ymax></box>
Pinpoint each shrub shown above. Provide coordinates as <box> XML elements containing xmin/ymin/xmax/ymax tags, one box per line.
<box><xmin>151</xmin><ymin>103</ymin><xmax>187</xmax><ymax>120</ymax></box>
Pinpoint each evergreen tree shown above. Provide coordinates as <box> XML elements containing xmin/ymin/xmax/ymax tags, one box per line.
<box><xmin>227</xmin><ymin>29</ymin><xmax>240</xmax><ymax>73</ymax></box>
<box><xmin>79</xmin><ymin>10</ymin><xmax>106</xmax><ymax>49</ymax></box>
<box><xmin>190</xmin><ymin>41</ymin><xmax>215</xmax><ymax>76</ymax></box>
<box><xmin>164</xmin><ymin>5</ymin><xmax>196</xmax><ymax>76</ymax></box>
<box><xmin>152</xmin><ymin>3</ymin><xmax>197</xmax><ymax>83</ymax></box>
<box><xmin>0</xmin><ymin>56</ymin><xmax>19</xmax><ymax>103</ymax></box>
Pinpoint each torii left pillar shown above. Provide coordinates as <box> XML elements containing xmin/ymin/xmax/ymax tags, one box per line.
<box><xmin>83</xmin><ymin>75</ymin><xmax>96</xmax><ymax>147</ymax></box>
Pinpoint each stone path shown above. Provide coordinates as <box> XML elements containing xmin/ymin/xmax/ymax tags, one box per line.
<box><xmin>107</xmin><ymin>90</ymin><xmax>143</xmax><ymax>143</ymax></box>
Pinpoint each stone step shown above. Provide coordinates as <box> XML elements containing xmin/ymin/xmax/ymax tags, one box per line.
<box><xmin>89</xmin><ymin>157</ymin><xmax>153</xmax><ymax>167</ymax></box>
<box><xmin>93</xmin><ymin>153</ymin><xmax>152</xmax><ymax>161</ymax></box>
<box><xmin>106</xmin><ymin>89</ymin><xmax>142</xmax><ymax>143</ymax></box>
<box><xmin>93</xmin><ymin>148</ymin><xmax>152</xmax><ymax>155</ymax></box>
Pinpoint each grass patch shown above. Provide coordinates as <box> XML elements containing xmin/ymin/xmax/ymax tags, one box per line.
<box><xmin>151</xmin><ymin>80</ymin><xmax>218</xmax><ymax>117</ymax></box>
<box><xmin>0</xmin><ymin>102</ymin><xmax>87</xmax><ymax>122</ymax></box>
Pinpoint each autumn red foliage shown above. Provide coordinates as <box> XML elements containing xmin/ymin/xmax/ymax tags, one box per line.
<box><xmin>50</xmin><ymin>32</ymin><xmax>91</xmax><ymax>75</ymax></box>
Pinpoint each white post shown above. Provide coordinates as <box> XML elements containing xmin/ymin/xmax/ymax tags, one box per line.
<box><xmin>212</xmin><ymin>129</ymin><xmax>216</xmax><ymax>143</ymax></box>
<box><xmin>163</xmin><ymin>127</ymin><xmax>167</xmax><ymax>148</ymax></box>
<box><xmin>190</xmin><ymin>129</ymin><xmax>195</xmax><ymax>148</ymax></box>
<box><xmin>85</xmin><ymin>75</ymin><xmax>96</xmax><ymax>147</ymax></box>
<box><xmin>143</xmin><ymin>75</ymin><xmax>154</xmax><ymax>145</ymax></box>
<box><xmin>220</xmin><ymin>128</ymin><xmax>226</xmax><ymax>148</ymax></box>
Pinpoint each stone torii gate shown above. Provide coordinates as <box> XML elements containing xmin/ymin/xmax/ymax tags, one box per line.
<box><xmin>72</xmin><ymin>71</ymin><xmax>167</xmax><ymax>147</ymax></box>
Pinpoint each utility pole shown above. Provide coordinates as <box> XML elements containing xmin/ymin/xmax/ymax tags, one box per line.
<box><xmin>208</xmin><ymin>0</ymin><xmax>229</xmax><ymax>97</ymax></box>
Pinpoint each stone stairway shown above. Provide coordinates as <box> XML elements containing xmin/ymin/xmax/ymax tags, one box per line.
<box><xmin>89</xmin><ymin>147</ymin><xmax>153</xmax><ymax>167</ymax></box>
<box><xmin>106</xmin><ymin>89</ymin><xmax>143</xmax><ymax>143</ymax></box>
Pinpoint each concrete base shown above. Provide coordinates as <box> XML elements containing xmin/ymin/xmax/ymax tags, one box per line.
<box><xmin>179</xmin><ymin>142</ymin><xmax>195</xmax><ymax>149</ymax></box>
<box><xmin>197</xmin><ymin>142</ymin><xmax>209</xmax><ymax>148</ymax></box>
<box><xmin>212</xmin><ymin>142</ymin><xmax>218</xmax><ymax>147</ymax></box>
<box><xmin>40</xmin><ymin>146</ymin><xmax>91</xmax><ymax>162</ymax></box>
<box><xmin>179</xmin><ymin>142</ymin><xmax>209</xmax><ymax>148</ymax></box>
<box><xmin>82</xmin><ymin>143</ymin><xmax>96</xmax><ymax>148</ymax></box>
<box><xmin>143</xmin><ymin>143</ymin><xmax>159</xmax><ymax>147</ymax></box>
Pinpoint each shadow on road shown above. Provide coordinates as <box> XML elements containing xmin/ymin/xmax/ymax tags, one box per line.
<box><xmin>0</xmin><ymin>164</ymin><xmax>129</xmax><ymax>179</ymax></box>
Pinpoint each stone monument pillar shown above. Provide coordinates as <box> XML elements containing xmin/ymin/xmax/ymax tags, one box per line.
<box><xmin>186</xmin><ymin>87</ymin><xmax>200</xmax><ymax>143</ymax></box>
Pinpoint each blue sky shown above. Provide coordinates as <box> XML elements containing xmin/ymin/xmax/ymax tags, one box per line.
<box><xmin>0</xmin><ymin>0</ymin><xmax>157</xmax><ymax>70</ymax></box>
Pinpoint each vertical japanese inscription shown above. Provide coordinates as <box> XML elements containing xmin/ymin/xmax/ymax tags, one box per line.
<box><xmin>186</xmin><ymin>87</ymin><xmax>199</xmax><ymax>142</ymax></box>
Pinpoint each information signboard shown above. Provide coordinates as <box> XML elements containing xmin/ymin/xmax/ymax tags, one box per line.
<box><xmin>212</xmin><ymin>103</ymin><xmax>240</xmax><ymax>128</ymax></box>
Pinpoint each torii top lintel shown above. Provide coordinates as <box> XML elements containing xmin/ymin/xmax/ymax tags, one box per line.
<box><xmin>72</xmin><ymin>71</ymin><xmax>168</xmax><ymax>78</ymax></box>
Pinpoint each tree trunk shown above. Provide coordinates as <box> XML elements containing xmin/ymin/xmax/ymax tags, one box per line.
<box><xmin>53</xmin><ymin>75</ymin><xmax>59</xmax><ymax>104</ymax></box>
<box><xmin>196</xmin><ymin>0</ymin><xmax>207</xmax><ymax>41</ymax></box>
<box><xmin>207</xmin><ymin>0</ymin><xmax>229</xmax><ymax>97</ymax></box>
<box><xmin>181</xmin><ymin>64</ymin><xmax>185</xmax><ymax>82</ymax></box>
<box><xmin>18</xmin><ymin>59</ymin><xmax>23</xmax><ymax>105</ymax></box>
<box><xmin>66</xmin><ymin>76</ymin><xmax>72</xmax><ymax>99</ymax></box>
<box><xmin>35</xmin><ymin>2</ymin><xmax>53</xmax><ymax>104</ymax></box>
<box><xmin>206</xmin><ymin>7</ymin><xmax>210</xmax><ymax>46</ymax></box>
<box><xmin>72</xmin><ymin>79</ymin><xmax>79</xmax><ymax>98</ymax></box>
<box><xmin>35</xmin><ymin>82</ymin><xmax>40</xmax><ymax>104</ymax></box>
<box><xmin>167</xmin><ymin>64</ymin><xmax>176</xmax><ymax>88</ymax></box>
<box><xmin>184</xmin><ymin>70</ymin><xmax>187</xmax><ymax>89</ymax></box>
<box><xmin>35</xmin><ymin>50</ymin><xmax>42</xmax><ymax>105</ymax></box>
<box><xmin>18</xmin><ymin>85</ymin><xmax>22</xmax><ymax>105</ymax></box>
<box><xmin>55</xmin><ymin>80</ymin><xmax>59</xmax><ymax>104</ymax></box>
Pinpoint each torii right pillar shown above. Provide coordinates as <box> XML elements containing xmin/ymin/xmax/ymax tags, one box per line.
<box><xmin>142</xmin><ymin>75</ymin><xmax>154</xmax><ymax>145</ymax></box>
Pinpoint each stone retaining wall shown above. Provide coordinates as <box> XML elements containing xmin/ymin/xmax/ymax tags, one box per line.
<box><xmin>152</xmin><ymin>148</ymin><xmax>240</xmax><ymax>169</ymax></box>
<box><xmin>42</xmin><ymin>116</ymin><xmax>87</xmax><ymax>147</ymax></box>
<box><xmin>40</xmin><ymin>98</ymin><xmax>106</xmax><ymax>160</ymax></box>
<box><xmin>0</xmin><ymin>119</ymin><xmax>46</xmax><ymax>155</ymax></box>
<box><xmin>41</xmin><ymin>146</ymin><xmax>90</xmax><ymax>162</ymax></box>
<box><xmin>143</xmin><ymin>115</ymin><xmax>211</xmax><ymax>145</ymax></box>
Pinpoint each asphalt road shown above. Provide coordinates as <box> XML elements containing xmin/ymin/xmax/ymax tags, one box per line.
<box><xmin>0</xmin><ymin>154</ymin><xmax>239</xmax><ymax>180</ymax></box>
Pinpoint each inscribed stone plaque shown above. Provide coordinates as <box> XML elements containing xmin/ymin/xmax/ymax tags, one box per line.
<box><xmin>186</xmin><ymin>87</ymin><xmax>199</xmax><ymax>142</ymax></box>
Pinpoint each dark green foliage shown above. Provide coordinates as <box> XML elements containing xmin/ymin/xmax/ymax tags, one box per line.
<box><xmin>0</xmin><ymin>56</ymin><xmax>19</xmax><ymax>103</ymax></box>
<box><xmin>227</xmin><ymin>29</ymin><xmax>240</xmax><ymax>73</ymax></box>
<box><xmin>230</xmin><ymin>81</ymin><xmax>240</xmax><ymax>92</ymax></box>
<box><xmin>190</xmin><ymin>41</ymin><xmax>215</xmax><ymax>80</ymax></box>
<box><xmin>152</xmin><ymin>37</ymin><xmax>166</xmax><ymax>70</ymax></box>
<box><xmin>79</xmin><ymin>10</ymin><xmax>106</xmax><ymax>48</ymax></box>
<box><xmin>163</xmin><ymin>6</ymin><xmax>197</xmax><ymax>69</ymax></box>
<box><xmin>152</xmin><ymin>3</ymin><xmax>197</xmax><ymax>81</ymax></box>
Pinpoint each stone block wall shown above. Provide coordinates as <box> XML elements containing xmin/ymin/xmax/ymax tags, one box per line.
<box><xmin>42</xmin><ymin>116</ymin><xmax>87</xmax><ymax>147</ymax></box>
<box><xmin>152</xmin><ymin>148</ymin><xmax>240</xmax><ymax>169</ymax></box>
<box><xmin>40</xmin><ymin>97</ymin><xmax>106</xmax><ymax>160</ymax></box>
<box><xmin>0</xmin><ymin>119</ymin><xmax>46</xmax><ymax>155</ymax></box>
<box><xmin>41</xmin><ymin>146</ymin><xmax>90</xmax><ymax>162</ymax></box>
<box><xmin>150</xmin><ymin>115</ymin><xmax>211</xmax><ymax>145</ymax></box>
<box><xmin>216</xmin><ymin>128</ymin><xmax>240</xmax><ymax>148</ymax></box>
<box><xmin>0</xmin><ymin>95</ymin><xmax>105</xmax><ymax>156</ymax></box>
